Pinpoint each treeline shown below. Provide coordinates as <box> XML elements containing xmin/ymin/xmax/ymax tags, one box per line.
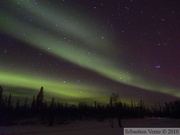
<box><xmin>0</xmin><ymin>86</ymin><xmax>180</xmax><ymax>127</ymax></box>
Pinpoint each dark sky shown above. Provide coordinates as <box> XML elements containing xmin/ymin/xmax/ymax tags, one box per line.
<box><xmin>0</xmin><ymin>0</ymin><xmax>180</xmax><ymax>104</ymax></box>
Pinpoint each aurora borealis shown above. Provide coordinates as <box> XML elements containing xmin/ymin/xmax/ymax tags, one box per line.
<box><xmin>0</xmin><ymin>0</ymin><xmax>179</xmax><ymax>104</ymax></box>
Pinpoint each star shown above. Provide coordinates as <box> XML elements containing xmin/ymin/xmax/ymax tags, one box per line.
<box><xmin>155</xmin><ymin>65</ymin><xmax>161</xmax><ymax>69</ymax></box>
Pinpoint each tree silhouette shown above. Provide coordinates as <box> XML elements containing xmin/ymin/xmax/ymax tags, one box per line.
<box><xmin>109</xmin><ymin>93</ymin><xmax>119</xmax><ymax>128</ymax></box>
<box><xmin>110</xmin><ymin>93</ymin><xmax>119</xmax><ymax>106</ymax></box>
<box><xmin>109</xmin><ymin>93</ymin><xmax>123</xmax><ymax>127</ymax></box>
<box><xmin>0</xmin><ymin>85</ymin><xmax>179</xmax><ymax>126</ymax></box>
<box><xmin>0</xmin><ymin>86</ymin><xmax>3</xmax><ymax>106</ymax></box>
<box><xmin>48</xmin><ymin>97</ymin><xmax>55</xmax><ymax>126</ymax></box>
<box><xmin>15</xmin><ymin>99</ymin><xmax>20</xmax><ymax>111</ymax></box>
<box><xmin>7</xmin><ymin>93</ymin><xmax>12</xmax><ymax>108</ymax></box>
<box><xmin>50</xmin><ymin>97</ymin><xmax>55</xmax><ymax>108</ymax></box>
<box><xmin>31</xmin><ymin>95</ymin><xmax>36</xmax><ymax>109</ymax></box>
<box><xmin>24</xmin><ymin>96</ymin><xmax>28</xmax><ymax>109</ymax></box>
<box><xmin>36</xmin><ymin>87</ymin><xmax>44</xmax><ymax>109</ymax></box>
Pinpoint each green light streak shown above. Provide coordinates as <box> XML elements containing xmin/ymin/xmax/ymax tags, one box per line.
<box><xmin>0</xmin><ymin>1</ymin><xmax>179</xmax><ymax>99</ymax></box>
<box><xmin>0</xmin><ymin>71</ymin><xmax>103</xmax><ymax>99</ymax></box>
<box><xmin>13</xmin><ymin>0</ymin><xmax>113</xmax><ymax>52</ymax></box>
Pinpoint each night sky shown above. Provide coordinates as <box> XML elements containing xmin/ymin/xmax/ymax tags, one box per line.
<box><xmin>0</xmin><ymin>0</ymin><xmax>180</xmax><ymax>104</ymax></box>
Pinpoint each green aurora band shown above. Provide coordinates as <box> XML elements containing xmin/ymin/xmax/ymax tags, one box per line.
<box><xmin>0</xmin><ymin>0</ymin><xmax>179</xmax><ymax>100</ymax></box>
<box><xmin>0</xmin><ymin>71</ymin><xmax>104</xmax><ymax>100</ymax></box>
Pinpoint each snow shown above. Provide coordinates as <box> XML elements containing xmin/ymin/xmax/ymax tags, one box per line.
<box><xmin>0</xmin><ymin>118</ymin><xmax>179</xmax><ymax>135</ymax></box>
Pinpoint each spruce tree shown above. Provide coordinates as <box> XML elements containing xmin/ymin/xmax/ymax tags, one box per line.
<box><xmin>7</xmin><ymin>93</ymin><xmax>12</xmax><ymax>108</ymax></box>
<box><xmin>36</xmin><ymin>87</ymin><xmax>44</xmax><ymax>109</ymax></box>
<box><xmin>31</xmin><ymin>95</ymin><xmax>36</xmax><ymax>109</ymax></box>
<box><xmin>24</xmin><ymin>96</ymin><xmax>28</xmax><ymax>109</ymax></box>
<box><xmin>0</xmin><ymin>86</ymin><xmax>3</xmax><ymax>106</ymax></box>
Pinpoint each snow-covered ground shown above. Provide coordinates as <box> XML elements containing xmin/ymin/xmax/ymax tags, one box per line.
<box><xmin>0</xmin><ymin>118</ymin><xmax>179</xmax><ymax>135</ymax></box>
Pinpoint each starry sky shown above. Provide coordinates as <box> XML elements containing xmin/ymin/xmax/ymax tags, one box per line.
<box><xmin>0</xmin><ymin>0</ymin><xmax>180</xmax><ymax>104</ymax></box>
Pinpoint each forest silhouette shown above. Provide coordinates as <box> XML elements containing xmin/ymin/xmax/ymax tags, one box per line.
<box><xmin>0</xmin><ymin>85</ymin><xmax>179</xmax><ymax>127</ymax></box>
